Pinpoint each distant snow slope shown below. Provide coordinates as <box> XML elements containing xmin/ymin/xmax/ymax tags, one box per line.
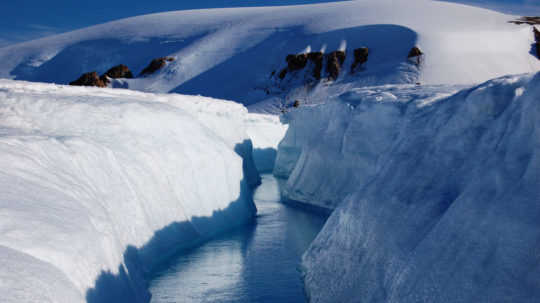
<box><xmin>438</xmin><ymin>0</ymin><xmax>540</xmax><ymax>16</ymax></box>
<box><xmin>274</xmin><ymin>72</ymin><xmax>540</xmax><ymax>302</ymax></box>
<box><xmin>0</xmin><ymin>80</ymin><xmax>288</xmax><ymax>303</ymax></box>
<box><xmin>0</xmin><ymin>0</ymin><xmax>538</xmax><ymax>110</ymax></box>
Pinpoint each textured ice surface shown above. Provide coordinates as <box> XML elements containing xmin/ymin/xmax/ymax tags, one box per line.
<box><xmin>274</xmin><ymin>73</ymin><xmax>540</xmax><ymax>302</ymax></box>
<box><xmin>0</xmin><ymin>80</ymin><xmax>286</xmax><ymax>303</ymax></box>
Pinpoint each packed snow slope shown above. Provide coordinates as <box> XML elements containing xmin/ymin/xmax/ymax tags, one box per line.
<box><xmin>438</xmin><ymin>0</ymin><xmax>540</xmax><ymax>16</ymax></box>
<box><xmin>274</xmin><ymin>72</ymin><xmax>540</xmax><ymax>302</ymax></box>
<box><xmin>0</xmin><ymin>80</ymin><xmax>287</xmax><ymax>303</ymax></box>
<box><xmin>0</xmin><ymin>0</ymin><xmax>538</xmax><ymax>110</ymax></box>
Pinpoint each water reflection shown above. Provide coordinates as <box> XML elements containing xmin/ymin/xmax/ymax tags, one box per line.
<box><xmin>149</xmin><ymin>175</ymin><xmax>327</xmax><ymax>303</ymax></box>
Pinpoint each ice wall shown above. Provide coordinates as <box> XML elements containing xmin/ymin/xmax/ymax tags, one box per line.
<box><xmin>0</xmin><ymin>80</ymin><xmax>261</xmax><ymax>303</ymax></box>
<box><xmin>275</xmin><ymin>73</ymin><xmax>540</xmax><ymax>302</ymax></box>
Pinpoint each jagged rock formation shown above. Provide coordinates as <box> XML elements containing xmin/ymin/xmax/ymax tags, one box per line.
<box><xmin>351</xmin><ymin>47</ymin><xmax>369</xmax><ymax>73</ymax></box>
<box><xmin>69</xmin><ymin>56</ymin><xmax>175</xmax><ymax>88</ymax></box>
<box><xmin>279</xmin><ymin>52</ymin><xmax>324</xmax><ymax>80</ymax></box>
<box><xmin>326</xmin><ymin>51</ymin><xmax>346</xmax><ymax>80</ymax></box>
<box><xmin>70</xmin><ymin>64</ymin><xmax>134</xmax><ymax>88</ymax></box>
<box><xmin>286</xmin><ymin>54</ymin><xmax>308</xmax><ymax>70</ymax></box>
<box><xmin>408</xmin><ymin>46</ymin><xmax>423</xmax><ymax>65</ymax></box>
<box><xmin>140</xmin><ymin>57</ymin><xmax>175</xmax><ymax>76</ymax></box>
<box><xmin>509</xmin><ymin>16</ymin><xmax>540</xmax><ymax>25</ymax></box>
<box><xmin>534</xmin><ymin>27</ymin><xmax>540</xmax><ymax>59</ymax></box>
<box><xmin>307</xmin><ymin>52</ymin><xmax>324</xmax><ymax>80</ymax></box>
<box><xmin>69</xmin><ymin>72</ymin><xmax>108</xmax><ymax>87</ymax></box>
<box><xmin>104</xmin><ymin>64</ymin><xmax>133</xmax><ymax>79</ymax></box>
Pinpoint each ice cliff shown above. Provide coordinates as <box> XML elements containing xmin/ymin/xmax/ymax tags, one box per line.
<box><xmin>0</xmin><ymin>80</ymin><xmax>272</xmax><ymax>303</ymax></box>
<box><xmin>275</xmin><ymin>72</ymin><xmax>540</xmax><ymax>302</ymax></box>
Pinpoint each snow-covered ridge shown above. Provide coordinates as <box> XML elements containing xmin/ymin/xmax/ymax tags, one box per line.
<box><xmin>0</xmin><ymin>0</ymin><xmax>538</xmax><ymax>109</ymax></box>
<box><xmin>0</xmin><ymin>80</ymin><xmax>285</xmax><ymax>302</ymax></box>
<box><xmin>274</xmin><ymin>72</ymin><xmax>540</xmax><ymax>302</ymax></box>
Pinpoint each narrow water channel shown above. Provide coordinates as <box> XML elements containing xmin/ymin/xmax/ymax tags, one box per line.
<box><xmin>148</xmin><ymin>174</ymin><xmax>328</xmax><ymax>303</ymax></box>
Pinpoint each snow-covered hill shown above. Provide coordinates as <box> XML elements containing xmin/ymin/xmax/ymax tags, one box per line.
<box><xmin>0</xmin><ymin>80</ymin><xmax>286</xmax><ymax>303</ymax></box>
<box><xmin>0</xmin><ymin>0</ymin><xmax>538</xmax><ymax>111</ymax></box>
<box><xmin>274</xmin><ymin>72</ymin><xmax>540</xmax><ymax>302</ymax></box>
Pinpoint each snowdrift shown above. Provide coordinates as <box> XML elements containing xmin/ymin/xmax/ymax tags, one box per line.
<box><xmin>274</xmin><ymin>72</ymin><xmax>540</xmax><ymax>302</ymax></box>
<box><xmin>0</xmin><ymin>0</ymin><xmax>538</xmax><ymax>109</ymax></box>
<box><xmin>0</xmin><ymin>80</ymin><xmax>283</xmax><ymax>303</ymax></box>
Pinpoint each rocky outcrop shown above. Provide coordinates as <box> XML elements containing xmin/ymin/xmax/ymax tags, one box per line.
<box><xmin>408</xmin><ymin>46</ymin><xmax>423</xmax><ymax>65</ymax></box>
<box><xmin>534</xmin><ymin>26</ymin><xmax>540</xmax><ymax>41</ymax></box>
<box><xmin>351</xmin><ymin>47</ymin><xmax>369</xmax><ymax>73</ymax></box>
<box><xmin>286</xmin><ymin>54</ymin><xmax>308</xmax><ymax>71</ymax></box>
<box><xmin>69</xmin><ymin>72</ymin><xmax>108</xmax><ymax>87</ymax></box>
<box><xmin>104</xmin><ymin>64</ymin><xmax>133</xmax><ymax>79</ymax></box>
<box><xmin>278</xmin><ymin>68</ymin><xmax>288</xmax><ymax>79</ymax></box>
<box><xmin>509</xmin><ymin>16</ymin><xmax>540</xmax><ymax>25</ymax></box>
<box><xmin>307</xmin><ymin>52</ymin><xmax>324</xmax><ymax>80</ymax></box>
<box><xmin>326</xmin><ymin>51</ymin><xmax>346</xmax><ymax>80</ymax></box>
<box><xmin>534</xmin><ymin>27</ymin><xmax>540</xmax><ymax>59</ymax></box>
<box><xmin>140</xmin><ymin>57</ymin><xmax>175</xmax><ymax>76</ymax></box>
<box><xmin>408</xmin><ymin>46</ymin><xmax>423</xmax><ymax>58</ymax></box>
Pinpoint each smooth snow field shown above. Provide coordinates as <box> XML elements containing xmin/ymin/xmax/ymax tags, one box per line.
<box><xmin>149</xmin><ymin>174</ymin><xmax>327</xmax><ymax>303</ymax></box>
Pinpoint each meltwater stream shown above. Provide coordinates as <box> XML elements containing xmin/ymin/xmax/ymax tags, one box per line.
<box><xmin>149</xmin><ymin>174</ymin><xmax>328</xmax><ymax>303</ymax></box>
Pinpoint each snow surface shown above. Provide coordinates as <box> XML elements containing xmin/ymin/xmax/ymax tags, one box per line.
<box><xmin>0</xmin><ymin>80</ymin><xmax>285</xmax><ymax>303</ymax></box>
<box><xmin>0</xmin><ymin>0</ymin><xmax>538</xmax><ymax>110</ymax></box>
<box><xmin>438</xmin><ymin>0</ymin><xmax>540</xmax><ymax>16</ymax></box>
<box><xmin>273</xmin><ymin>72</ymin><xmax>540</xmax><ymax>302</ymax></box>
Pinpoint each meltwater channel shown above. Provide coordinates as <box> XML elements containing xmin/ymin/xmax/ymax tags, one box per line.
<box><xmin>148</xmin><ymin>174</ymin><xmax>328</xmax><ymax>302</ymax></box>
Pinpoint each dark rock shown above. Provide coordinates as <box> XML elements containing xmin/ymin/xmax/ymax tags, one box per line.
<box><xmin>278</xmin><ymin>68</ymin><xmax>288</xmax><ymax>79</ymax></box>
<box><xmin>293</xmin><ymin>100</ymin><xmax>300</xmax><ymax>108</ymax></box>
<box><xmin>351</xmin><ymin>47</ymin><xmax>369</xmax><ymax>72</ymax></box>
<box><xmin>534</xmin><ymin>26</ymin><xmax>540</xmax><ymax>42</ymax></box>
<box><xmin>286</xmin><ymin>53</ymin><xmax>308</xmax><ymax>71</ymax></box>
<box><xmin>408</xmin><ymin>46</ymin><xmax>423</xmax><ymax>58</ymax></box>
<box><xmin>536</xmin><ymin>42</ymin><xmax>540</xmax><ymax>59</ymax></box>
<box><xmin>69</xmin><ymin>72</ymin><xmax>108</xmax><ymax>87</ymax></box>
<box><xmin>509</xmin><ymin>16</ymin><xmax>540</xmax><ymax>26</ymax></box>
<box><xmin>408</xmin><ymin>46</ymin><xmax>423</xmax><ymax>65</ymax></box>
<box><xmin>140</xmin><ymin>57</ymin><xmax>175</xmax><ymax>76</ymax></box>
<box><xmin>307</xmin><ymin>52</ymin><xmax>324</xmax><ymax>80</ymax></box>
<box><xmin>104</xmin><ymin>64</ymin><xmax>133</xmax><ymax>79</ymax></box>
<box><xmin>326</xmin><ymin>51</ymin><xmax>346</xmax><ymax>80</ymax></box>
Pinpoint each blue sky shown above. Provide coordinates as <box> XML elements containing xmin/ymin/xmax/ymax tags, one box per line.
<box><xmin>1</xmin><ymin>0</ymin><xmax>539</xmax><ymax>47</ymax></box>
<box><xmin>0</xmin><ymin>0</ymin><xmax>347</xmax><ymax>47</ymax></box>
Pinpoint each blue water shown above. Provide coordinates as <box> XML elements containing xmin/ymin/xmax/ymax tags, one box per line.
<box><xmin>148</xmin><ymin>174</ymin><xmax>328</xmax><ymax>303</ymax></box>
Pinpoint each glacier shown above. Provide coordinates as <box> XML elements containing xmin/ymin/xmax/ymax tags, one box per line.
<box><xmin>0</xmin><ymin>80</ymin><xmax>286</xmax><ymax>303</ymax></box>
<box><xmin>274</xmin><ymin>72</ymin><xmax>540</xmax><ymax>302</ymax></box>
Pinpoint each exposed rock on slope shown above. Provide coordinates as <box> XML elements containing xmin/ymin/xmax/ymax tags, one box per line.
<box><xmin>351</xmin><ymin>47</ymin><xmax>369</xmax><ymax>73</ymax></box>
<box><xmin>104</xmin><ymin>64</ymin><xmax>133</xmax><ymax>79</ymax></box>
<box><xmin>140</xmin><ymin>57</ymin><xmax>175</xmax><ymax>76</ymax></box>
<box><xmin>509</xmin><ymin>16</ymin><xmax>540</xmax><ymax>25</ymax></box>
<box><xmin>69</xmin><ymin>72</ymin><xmax>108</xmax><ymax>87</ymax></box>
<box><xmin>326</xmin><ymin>51</ymin><xmax>346</xmax><ymax>80</ymax></box>
<box><xmin>307</xmin><ymin>52</ymin><xmax>324</xmax><ymax>80</ymax></box>
<box><xmin>408</xmin><ymin>46</ymin><xmax>423</xmax><ymax>64</ymax></box>
<box><xmin>534</xmin><ymin>26</ymin><xmax>540</xmax><ymax>59</ymax></box>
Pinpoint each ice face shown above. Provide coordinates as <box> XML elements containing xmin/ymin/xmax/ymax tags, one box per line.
<box><xmin>274</xmin><ymin>73</ymin><xmax>540</xmax><ymax>302</ymax></box>
<box><xmin>0</xmin><ymin>80</ymin><xmax>286</xmax><ymax>302</ymax></box>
